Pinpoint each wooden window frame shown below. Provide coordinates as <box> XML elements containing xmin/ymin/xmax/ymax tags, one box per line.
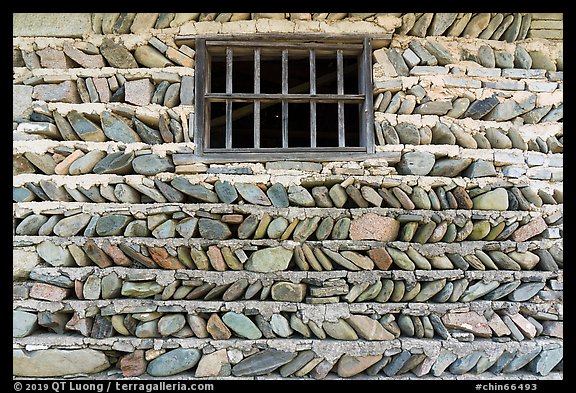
<box><xmin>194</xmin><ymin>36</ymin><xmax>374</xmax><ymax>160</ymax></box>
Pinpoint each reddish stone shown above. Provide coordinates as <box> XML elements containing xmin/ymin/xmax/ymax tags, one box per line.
<box><xmin>441</xmin><ymin>311</ymin><xmax>492</xmax><ymax>337</ymax></box>
<box><xmin>507</xmin><ymin>312</ymin><xmax>537</xmax><ymax>339</ymax></box>
<box><xmin>120</xmin><ymin>350</ymin><xmax>147</xmax><ymax>377</ymax></box>
<box><xmin>63</xmin><ymin>44</ymin><xmax>106</xmax><ymax>68</ymax></box>
<box><xmin>100</xmin><ymin>240</ymin><xmax>133</xmax><ymax>266</ymax></box>
<box><xmin>124</xmin><ymin>78</ymin><xmax>154</xmax><ymax>106</ymax></box>
<box><xmin>29</xmin><ymin>282</ymin><xmax>71</xmax><ymax>301</ymax></box>
<box><xmin>92</xmin><ymin>77</ymin><xmax>111</xmax><ymax>103</ymax></box>
<box><xmin>367</xmin><ymin>248</ymin><xmax>394</xmax><ymax>270</ymax></box>
<box><xmin>206</xmin><ymin>313</ymin><xmax>232</xmax><ymax>340</ymax></box>
<box><xmin>148</xmin><ymin>247</ymin><xmax>186</xmax><ymax>270</ymax></box>
<box><xmin>221</xmin><ymin>214</ymin><xmax>244</xmax><ymax>224</ymax></box>
<box><xmin>65</xmin><ymin>312</ymin><xmax>93</xmax><ymax>336</ymax></box>
<box><xmin>74</xmin><ymin>280</ymin><xmax>84</xmax><ymax>300</ymax></box>
<box><xmin>452</xmin><ymin>186</ymin><xmax>473</xmax><ymax>209</ymax></box>
<box><xmin>510</xmin><ymin>216</ymin><xmax>547</xmax><ymax>242</ymax></box>
<box><xmin>36</xmin><ymin>47</ymin><xmax>74</xmax><ymax>68</ymax></box>
<box><xmin>206</xmin><ymin>245</ymin><xmax>227</xmax><ymax>271</ymax></box>
<box><xmin>83</xmin><ymin>239</ymin><xmax>114</xmax><ymax>268</ymax></box>
<box><xmin>349</xmin><ymin>213</ymin><xmax>400</xmax><ymax>241</ymax></box>
<box><xmin>32</xmin><ymin>80</ymin><xmax>81</xmax><ymax>103</ymax></box>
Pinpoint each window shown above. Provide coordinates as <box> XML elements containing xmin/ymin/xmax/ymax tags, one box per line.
<box><xmin>194</xmin><ymin>37</ymin><xmax>374</xmax><ymax>158</ymax></box>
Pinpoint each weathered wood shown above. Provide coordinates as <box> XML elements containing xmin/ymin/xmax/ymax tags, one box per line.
<box><xmin>362</xmin><ymin>37</ymin><xmax>375</xmax><ymax>153</ymax></box>
<box><xmin>254</xmin><ymin>48</ymin><xmax>261</xmax><ymax>149</ymax></box>
<box><xmin>178</xmin><ymin>34</ymin><xmax>392</xmax><ymax>48</ymax></box>
<box><xmin>205</xmin><ymin>40</ymin><xmax>364</xmax><ymax>51</ymax></box>
<box><xmin>194</xmin><ymin>39</ymin><xmax>207</xmax><ymax>154</ymax></box>
<box><xmin>206</xmin><ymin>93</ymin><xmax>364</xmax><ymax>103</ymax></box>
<box><xmin>310</xmin><ymin>49</ymin><xmax>317</xmax><ymax>148</ymax></box>
<box><xmin>282</xmin><ymin>49</ymin><xmax>288</xmax><ymax>149</ymax></box>
<box><xmin>225</xmin><ymin>47</ymin><xmax>233</xmax><ymax>149</ymax></box>
<box><xmin>337</xmin><ymin>49</ymin><xmax>345</xmax><ymax>147</ymax></box>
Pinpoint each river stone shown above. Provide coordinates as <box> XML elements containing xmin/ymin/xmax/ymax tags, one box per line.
<box><xmin>449</xmin><ymin>351</ymin><xmax>483</xmax><ymax>375</ymax></box>
<box><xmin>329</xmin><ymin>184</ymin><xmax>348</xmax><ymax>207</ymax></box>
<box><xmin>267</xmin><ymin>183</ymin><xmax>289</xmax><ymax>207</ymax></box>
<box><xmin>232</xmin><ymin>349</ymin><xmax>297</xmax><ymax>377</ymax></box>
<box><xmin>413</xmin><ymin>279</ymin><xmax>447</xmax><ymax>302</ymax></box>
<box><xmin>410</xmin><ymin>186</ymin><xmax>431</xmax><ymax>209</ymax></box>
<box><xmin>323</xmin><ymin>319</ymin><xmax>358</xmax><ymax>340</ymax></box>
<box><xmin>508</xmin><ymin>282</ymin><xmax>546</xmax><ymax>302</ymax></box>
<box><xmin>135</xmin><ymin>320</ymin><xmax>160</xmax><ymax>338</ymax></box>
<box><xmin>237</xmin><ymin>214</ymin><xmax>259</xmax><ymax>239</ymax></box>
<box><xmin>101</xmin><ymin>272</ymin><xmax>122</xmax><ymax>299</ymax></box>
<box><xmin>221</xmin><ymin>312</ymin><xmax>262</xmax><ymax>339</ymax></box>
<box><xmin>194</xmin><ymin>349</ymin><xmax>230</xmax><ymax>378</ymax></box>
<box><xmin>464</xmin><ymin>94</ymin><xmax>499</xmax><ymax>119</ymax></box>
<box><xmin>288</xmin><ymin>185</ymin><xmax>315</xmax><ymax>207</ymax></box>
<box><xmin>472</xmin><ymin>188</ymin><xmax>509</xmax><ymax>210</ymax></box>
<box><xmin>321</xmin><ymin>248</ymin><xmax>359</xmax><ymax>271</ymax></box>
<box><xmin>100</xmin><ymin>37</ymin><xmax>138</xmax><ymax>68</ymax></box>
<box><xmin>124</xmin><ymin>220</ymin><xmax>150</xmax><ymax>237</ymax></box>
<box><xmin>151</xmin><ymin>219</ymin><xmax>176</xmax><ymax>239</ymax></box>
<box><xmin>431</xmin><ymin>122</ymin><xmax>455</xmax><ymax>144</ymax></box>
<box><xmin>460</xmin><ymin>280</ymin><xmax>500</xmax><ymax>302</ymax></box>
<box><xmin>13</xmin><ymin>349</ymin><xmax>110</xmax><ymax>377</ymax></box>
<box><xmin>213</xmin><ymin>180</ymin><xmax>238</xmax><ymax>203</ymax></box>
<box><xmin>121</xmin><ymin>281</ymin><xmax>163</xmax><ymax>298</ymax></box>
<box><xmin>429</xmin><ymin>158</ymin><xmax>472</xmax><ymax>177</ymax></box>
<box><xmin>484</xmin><ymin>94</ymin><xmax>536</xmax><ymax>122</ymax></box>
<box><xmin>529</xmin><ymin>51</ymin><xmax>556</xmax><ymax>71</ymax></box>
<box><xmin>529</xmin><ymin>347</ymin><xmax>563</xmax><ymax>376</ymax></box>
<box><xmin>68</xmin><ymin>150</ymin><xmax>107</xmax><ymax>175</ymax></box>
<box><xmin>236</xmin><ymin>183</ymin><xmax>271</xmax><ymax>206</ymax></box>
<box><xmin>385</xmin><ymin>247</ymin><xmax>415</xmax><ymax>270</ymax></box>
<box><xmin>132</xmin><ymin>118</ymin><xmax>163</xmax><ymax>144</ymax></box>
<box><xmin>95</xmin><ymin>215</ymin><xmax>132</xmax><ymax>236</ymax></box>
<box><xmin>171</xmin><ymin>178</ymin><xmax>219</xmax><ymax>202</ymax></box>
<box><xmin>132</xmin><ymin>154</ymin><xmax>174</xmax><ymax>175</ymax></box>
<box><xmin>508</xmin><ymin>251</ymin><xmax>540</xmax><ymax>270</ymax></box>
<box><xmin>198</xmin><ymin>218</ymin><xmax>231</xmax><ymax>240</ymax></box>
<box><xmin>245</xmin><ymin>247</ymin><xmax>293</xmax><ymax>272</ymax></box>
<box><xmin>15</xmin><ymin>214</ymin><xmax>48</xmax><ymax>235</ymax></box>
<box><xmin>368</xmin><ymin>248</ymin><xmax>393</xmax><ymax>270</ymax></box>
<box><xmin>346</xmin><ymin>315</ymin><xmax>394</xmax><ymax>341</ymax></box>
<box><xmin>270</xmin><ymin>314</ymin><xmax>293</xmax><ymax>338</ymax></box>
<box><xmin>175</xmin><ymin>217</ymin><xmax>198</xmax><ymax>238</ymax></box>
<box><xmin>311</xmin><ymin>186</ymin><xmax>333</xmax><ymax>207</ymax></box>
<box><xmin>147</xmin><ymin>348</ymin><xmax>201</xmax><ymax>377</ymax></box>
<box><xmin>395</xmin><ymin>122</ymin><xmax>420</xmax><ymax>145</ymax></box>
<box><xmin>382</xmin><ymin>350</ymin><xmax>412</xmax><ymax>377</ymax></box>
<box><xmin>338</xmin><ymin>354</ymin><xmax>383</xmax><ymax>378</ymax></box>
<box><xmin>340</xmin><ymin>251</ymin><xmax>374</xmax><ymax>270</ymax></box>
<box><xmin>93</xmin><ymin>151</ymin><xmax>135</xmax><ymax>175</ymax></box>
<box><xmin>100</xmin><ymin>111</ymin><xmax>141</xmax><ymax>143</ymax></box>
<box><xmin>66</xmin><ymin>110</ymin><xmax>106</xmax><ymax>142</ymax></box>
<box><xmin>37</xmin><ymin>240</ymin><xmax>75</xmax><ymax>267</ymax></box>
<box><xmin>157</xmin><ymin>314</ymin><xmax>186</xmax><ymax>336</ymax></box>
<box><xmin>267</xmin><ymin>217</ymin><xmax>289</xmax><ymax>239</ymax></box>
<box><xmin>279</xmin><ymin>350</ymin><xmax>316</xmax><ymax>377</ymax></box>
<box><xmin>13</xmin><ymin>310</ymin><xmax>38</xmax><ymax>338</ymax></box>
<box><xmin>487</xmin><ymin>251</ymin><xmax>521</xmax><ymax>270</ymax></box>
<box><xmin>314</xmin><ymin>217</ymin><xmax>334</xmax><ymax>241</ymax></box>
<box><xmin>349</xmin><ymin>213</ymin><xmax>399</xmax><ymax>241</ymax></box>
<box><xmin>397</xmin><ymin>151</ymin><xmax>435</xmax><ymax>175</ymax></box>
<box><xmin>466</xmin><ymin>220</ymin><xmax>491</xmax><ymax>240</ymax></box>
<box><xmin>331</xmin><ymin>217</ymin><xmax>350</xmax><ymax>240</ymax></box>
<box><xmin>13</xmin><ymin>186</ymin><xmax>36</xmax><ymax>202</ymax></box>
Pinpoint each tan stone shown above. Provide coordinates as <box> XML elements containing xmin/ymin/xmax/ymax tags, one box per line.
<box><xmin>195</xmin><ymin>349</ymin><xmax>230</xmax><ymax>377</ymax></box>
<box><xmin>349</xmin><ymin>213</ymin><xmax>400</xmax><ymax>241</ymax></box>
<box><xmin>206</xmin><ymin>313</ymin><xmax>232</xmax><ymax>339</ymax></box>
<box><xmin>337</xmin><ymin>354</ymin><xmax>383</xmax><ymax>377</ymax></box>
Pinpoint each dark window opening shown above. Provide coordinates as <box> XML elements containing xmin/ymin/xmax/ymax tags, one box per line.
<box><xmin>196</xmin><ymin>38</ymin><xmax>374</xmax><ymax>156</ymax></box>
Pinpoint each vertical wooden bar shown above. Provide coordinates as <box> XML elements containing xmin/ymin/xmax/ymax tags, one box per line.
<box><xmin>309</xmin><ymin>49</ymin><xmax>317</xmax><ymax>148</ymax></box>
<box><xmin>253</xmin><ymin>48</ymin><xmax>261</xmax><ymax>149</ymax></box>
<box><xmin>225</xmin><ymin>47</ymin><xmax>233</xmax><ymax>149</ymax></box>
<box><xmin>337</xmin><ymin>49</ymin><xmax>345</xmax><ymax>147</ymax></box>
<box><xmin>360</xmin><ymin>38</ymin><xmax>374</xmax><ymax>153</ymax></box>
<box><xmin>281</xmin><ymin>49</ymin><xmax>288</xmax><ymax>148</ymax></box>
<box><xmin>195</xmin><ymin>39</ymin><xmax>207</xmax><ymax>154</ymax></box>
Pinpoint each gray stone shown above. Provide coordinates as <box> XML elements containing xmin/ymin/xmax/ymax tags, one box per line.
<box><xmin>478</xmin><ymin>45</ymin><xmax>496</xmax><ymax>68</ymax></box>
<box><xmin>134</xmin><ymin>45</ymin><xmax>174</xmax><ymax>68</ymax></box>
<box><xmin>460</xmin><ymin>280</ymin><xmax>500</xmax><ymax>302</ymax></box>
<box><xmin>428</xmin><ymin>13</ymin><xmax>458</xmax><ymax>36</ymax></box>
<box><xmin>236</xmin><ymin>183</ymin><xmax>271</xmax><ymax>206</ymax></box>
<box><xmin>414</xmin><ymin>100</ymin><xmax>452</xmax><ymax>115</ymax></box>
<box><xmin>13</xmin><ymin>186</ymin><xmax>36</xmax><ymax>202</ymax></box>
<box><xmin>397</xmin><ymin>151</ymin><xmax>435</xmax><ymax>175</ymax></box>
<box><xmin>101</xmin><ymin>272</ymin><xmax>122</xmax><ymax>299</ymax></box>
<box><xmin>147</xmin><ymin>348</ymin><xmax>201</xmax><ymax>377</ymax></box>
<box><xmin>100</xmin><ymin>37</ymin><xmax>137</xmax><ymax>68</ymax></box>
<box><xmin>323</xmin><ymin>319</ymin><xmax>358</xmax><ymax>340</ymax></box>
<box><xmin>386</xmin><ymin>48</ymin><xmax>409</xmax><ymax>76</ymax></box>
<box><xmin>221</xmin><ymin>311</ymin><xmax>262</xmax><ymax>339</ymax></box>
<box><xmin>503</xmin><ymin>348</ymin><xmax>542</xmax><ymax>373</ymax></box>
<box><xmin>100</xmin><ymin>111</ymin><xmax>141</xmax><ymax>143</ymax></box>
<box><xmin>329</xmin><ymin>184</ymin><xmax>348</xmax><ymax>207</ymax></box>
<box><xmin>152</xmin><ymin>219</ymin><xmax>176</xmax><ymax>239</ymax></box>
<box><xmin>288</xmin><ymin>185</ymin><xmax>315</xmax><ymax>207</ymax></box>
<box><xmin>267</xmin><ymin>217</ymin><xmax>289</xmax><ymax>239</ymax></box>
<box><xmin>93</xmin><ymin>152</ymin><xmax>135</xmax><ymax>175</ymax></box>
<box><xmin>267</xmin><ymin>183</ymin><xmax>289</xmax><ymax>207</ymax></box>
<box><xmin>197</xmin><ymin>218</ymin><xmax>231</xmax><ymax>240</ymax></box>
<box><xmin>446</xmin><ymin>97</ymin><xmax>470</xmax><ymax>118</ymax></box>
<box><xmin>463</xmin><ymin>95</ymin><xmax>499</xmax><ymax>119</ymax></box>
<box><xmin>13</xmin><ymin>310</ymin><xmax>38</xmax><ymax>338</ymax></box>
<box><xmin>495</xmin><ymin>50</ymin><xmax>514</xmax><ymax>69</ymax></box>
<box><xmin>68</xmin><ymin>150</ymin><xmax>107</xmax><ymax>175</ymax></box>
<box><xmin>158</xmin><ymin>314</ymin><xmax>186</xmax><ymax>336</ymax></box>
<box><xmin>121</xmin><ymin>281</ymin><xmax>163</xmax><ymax>298</ymax></box>
<box><xmin>210</xmin><ymin>180</ymin><xmax>237</xmax><ymax>204</ymax></box>
<box><xmin>171</xmin><ymin>178</ymin><xmax>218</xmax><ymax>202</ymax></box>
<box><xmin>132</xmin><ymin>154</ymin><xmax>174</xmax><ymax>175</ymax></box>
<box><xmin>38</xmin><ymin>180</ymin><xmax>73</xmax><ymax>201</ymax></box>
<box><xmin>237</xmin><ymin>214</ymin><xmax>259</xmax><ymax>239</ymax></box>
<box><xmin>232</xmin><ymin>349</ymin><xmax>297</xmax><ymax>377</ymax></box>
<box><xmin>381</xmin><ymin>121</ymin><xmax>400</xmax><ymax>144</ymax></box>
<box><xmin>449</xmin><ymin>352</ymin><xmax>483</xmax><ymax>374</ymax></box>
<box><xmin>15</xmin><ymin>214</ymin><xmax>48</xmax><ymax>235</ymax></box>
<box><xmin>431</xmin><ymin>122</ymin><xmax>456</xmax><ymax>144</ymax></box>
<box><xmin>13</xmin><ymin>348</ymin><xmax>109</xmax><ymax>377</ymax></box>
<box><xmin>331</xmin><ymin>217</ymin><xmax>351</xmax><ymax>240</ymax></box>
<box><xmin>175</xmin><ymin>217</ymin><xmax>198</xmax><ymax>238</ymax></box>
<box><xmin>508</xmin><ymin>282</ymin><xmax>546</xmax><ymax>302</ymax></box>
<box><xmin>529</xmin><ymin>347</ymin><xmax>563</xmax><ymax>376</ymax></box>
<box><xmin>429</xmin><ymin>158</ymin><xmax>472</xmax><ymax>177</ymax></box>
<box><xmin>514</xmin><ymin>45</ymin><xmax>532</xmax><ymax>69</ymax></box>
<box><xmin>245</xmin><ymin>247</ymin><xmax>293</xmax><ymax>272</ymax></box>
<box><xmin>529</xmin><ymin>51</ymin><xmax>556</xmax><ymax>71</ymax></box>
<box><xmin>163</xmin><ymin>83</ymin><xmax>181</xmax><ymax>107</ymax></box>
<box><xmin>396</xmin><ymin>122</ymin><xmax>420</xmax><ymax>145</ymax></box>
<box><xmin>52</xmin><ymin>213</ymin><xmax>92</xmax><ymax>237</ymax></box>
<box><xmin>424</xmin><ymin>41</ymin><xmax>456</xmax><ymax>65</ymax></box>
<box><xmin>96</xmin><ymin>215</ymin><xmax>133</xmax><ymax>236</ymax></box>
<box><xmin>133</xmin><ymin>118</ymin><xmax>163</xmax><ymax>145</ymax></box>
<box><xmin>66</xmin><ymin>110</ymin><xmax>106</xmax><ymax>142</ymax></box>
<box><xmin>383</xmin><ymin>350</ymin><xmax>412</xmax><ymax>377</ymax></box>
<box><xmin>472</xmin><ymin>188</ymin><xmax>509</xmax><ymax>210</ymax></box>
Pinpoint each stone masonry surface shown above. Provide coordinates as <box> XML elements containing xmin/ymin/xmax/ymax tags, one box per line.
<box><xmin>13</xmin><ymin>12</ymin><xmax>562</xmax><ymax>381</ymax></box>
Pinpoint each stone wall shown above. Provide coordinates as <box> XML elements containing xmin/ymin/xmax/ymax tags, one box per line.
<box><xmin>13</xmin><ymin>12</ymin><xmax>563</xmax><ymax>380</ymax></box>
